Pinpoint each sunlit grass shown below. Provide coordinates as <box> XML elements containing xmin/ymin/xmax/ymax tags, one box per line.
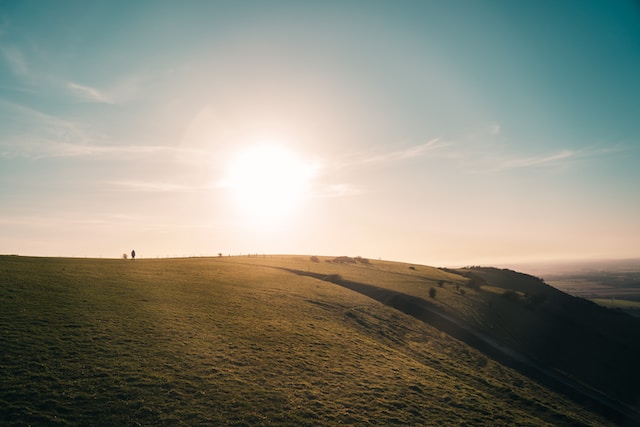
<box><xmin>0</xmin><ymin>255</ymin><xmax>608</xmax><ymax>425</ymax></box>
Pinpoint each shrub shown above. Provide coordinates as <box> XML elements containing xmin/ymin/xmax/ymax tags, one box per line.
<box><xmin>310</xmin><ymin>256</ymin><xmax>320</xmax><ymax>263</ymax></box>
<box><xmin>467</xmin><ymin>277</ymin><xmax>484</xmax><ymax>291</ymax></box>
<box><xmin>333</xmin><ymin>256</ymin><xmax>356</xmax><ymax>264</ymax></box>
<box><xmin>502</xmin><ymin>290</ymin><xmax>520</xmax><ymax>302</ymax></box>
<box><xmin>429</xmin><ymin>287</ymin><xmax>437</xmax><ymax>298</ymax></box>
<box><xmin>122</xmin><ymin>253</ymin><xmax>128</xmax><ymax>260</ymax></box>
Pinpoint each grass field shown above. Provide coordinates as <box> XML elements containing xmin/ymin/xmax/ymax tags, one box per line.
<box><xmin>0</xmin><ymin>255</ymin><xmax>615</xmax><ymax>425</ymax></box>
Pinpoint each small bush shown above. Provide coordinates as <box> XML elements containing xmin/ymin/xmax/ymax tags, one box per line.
<box><xmin>467</xmin><ymin>277</ymin><xmax>485</xmax><ymax>291</ymax></box>
<box><xmin>333</xmin><ymin>256</ymin><xmax>357</xmax><ymax>264</ymax></box>
<box><xmin>502</xmin><ymin>290</ymin><xmax>520</xmax><ymax>302</ymax></box>
<box><xmin>122</xmin><ymin>253</ymin><xmax>128</xmax><ymax>260</ymax></box>
<box><xmin>429</xmin><ymin>287</ymin><xmax>437</xmax><ymax>298</ymax></box>
<box><xmin>310</xmin><ymin>256</ymin><xmax>320</xmax><ymax>263</ymax></box>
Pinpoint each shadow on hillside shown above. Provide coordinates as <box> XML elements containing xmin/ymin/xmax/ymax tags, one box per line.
<box><xmin>283</xmin><ymin>268</ymin><xmax>640</xmax><ymax>427</ymax></box>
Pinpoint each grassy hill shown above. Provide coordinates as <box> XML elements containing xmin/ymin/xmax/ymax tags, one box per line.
<box><xmin>0</xmin><ymin>255</ymin><xmax>636</xmax><ymax>426</ymax></box>
<box><xmin>449</xmin><ymin>267</ymin><xmax>640</xmax><ymax>409</ymax></box>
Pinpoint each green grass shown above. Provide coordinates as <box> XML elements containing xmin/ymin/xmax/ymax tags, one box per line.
<box><xmin>0</xmin><ymin>255</ymin><xmax>610</xmax><ymax>426</ymax></box>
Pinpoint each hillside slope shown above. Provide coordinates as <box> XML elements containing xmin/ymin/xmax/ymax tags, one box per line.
<box><xmin>452</xmin><ymin>267</ymin><xmax>640</xmax><ymax>410</ymax></box>
<box><xmin>0</xmin><ymin>255</ymin><xmax>619</xmax><ymax>425</ymax></box>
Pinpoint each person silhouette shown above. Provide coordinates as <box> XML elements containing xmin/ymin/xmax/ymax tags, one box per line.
<box><xmin>131</xmin><ymin>249</ymin><xmax>136</xmax><ymax>260</ymax></box>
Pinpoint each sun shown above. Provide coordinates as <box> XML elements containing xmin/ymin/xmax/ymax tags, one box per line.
<box><xmin>225</xmin><ymin>143</ymin><xmax>315</xmax><ymax>224</ymax></box>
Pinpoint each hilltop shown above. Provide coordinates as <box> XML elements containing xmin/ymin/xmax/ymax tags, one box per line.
<box><xmin>1</xmin><ymin>255</ymin><xmax>638</xmax><ymax>425</ymax></box>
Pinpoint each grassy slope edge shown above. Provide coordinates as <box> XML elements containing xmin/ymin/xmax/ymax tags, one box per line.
<box><xmin>0</xmin><ymin>255</ymin><xmax>615</xmax><ymax>426</ymax></box>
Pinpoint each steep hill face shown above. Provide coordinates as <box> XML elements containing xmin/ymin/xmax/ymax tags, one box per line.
<box><xmin>283</xmin><ymin>262</ymin><xmax>640</xmax><ymax>424</ymax></box>
<box><xmin>0</xmin><ymin>255</ymin><xmax>614</xmax><ymax>426</ymax></box>
<box><xmin>452</xmin><ymin>267</ymin><xmax>640</xmax><ymax>413</ymax></box>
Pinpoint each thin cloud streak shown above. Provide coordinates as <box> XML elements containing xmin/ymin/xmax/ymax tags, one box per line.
<box><xmin>0</xmin><ymin>42</ymin><xmax>129</xmax><ymax>104</ymax></box>
<box><xmin>0</xmin><ymin>140</ymin><xmax>183</xmax><ymax>159</ymax></box>
<box><xmin>496</xmin><ymin>149</ymin><xmax>574</xmax><ymax>170</ymax></box>
<box><xmin>0</xmin><ymin>100</ymin><xmax>190</xmax><ymax>159</ymax></box>
<box><xmin>66</xmin><ymin>81</ymin><xmax>115</xmax><ymax>104</ymax></box>
<box><xmin>0</xmin><ymin>45</ymin><xmax>29</xmax><ymax>77</ymax></box>
<box><xmin>313</xmin><ymin>139</ymin><xmax>447</xmax><ymax>200</ymax></box>
<box><xmin>437</xmin><ymin>124</ymin><xmax>628</xmax><ymax>174</ymax></box>
<box><xmin>104</xmin><ymin>180</ymin><xmax>206</xmax><ymax>193</ymax></box>
<box><xmin>310</xmin><ymin>183</ymin><xmax>363</xmax><ymax>199</ymax></box>
<box><xmin>489</xmin><ymin>144</ymin><xmax>626</xmax><ymax>172</ymax></box>
<box><xmin>363</xmin><ymin>138</ymin><xmax>447</xmax><ymax>164</ymax></box>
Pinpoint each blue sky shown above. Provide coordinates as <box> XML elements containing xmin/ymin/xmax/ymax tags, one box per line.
<box><xmin>1</xmin><ymin>0</ymin><xmax>639</xmax><ymax>265</ymax></box>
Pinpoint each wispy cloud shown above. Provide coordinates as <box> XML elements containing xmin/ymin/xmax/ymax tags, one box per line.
<box><xmin>495</xmin><ymin>149</ymin><xmax>574</xmax><ymax>170</ymax></box>
<box><xmin>66</xmin><ymin>81</ymin><xmax>115</xmax><ymax>104</ymax></box>
<box><xmin>35</xmin><ymin>142</ymin><xmax>175</xmax><ymax>158</ymax></box>
<box><xmin>1</xmin><ymin>41</ymin><xmax>132</xmax><ymax>104</ymax></box>
<box><xmin>0</xmin><ymin>44</ymin><xmax>29</xmax><ymax>77</ymax></box>
<box><xmin>104</xmin><ymin>179</ymin><xmax>224</xmax><ymax>194</ymax></box>
<box><xmin>453</xmin><ymin>143</ymin><xmax>627</xmax><ymax>174</ymax></box>
<box><xmin>0</xmin><ymin>100</ymin><xmax>93</xmax><ymax>153</ymax></box>
<box><xmin>362</xmin><ymin>138</ymin><xmax>447</xmax><ymax>164</ymax></box>
<box><xmin>313</xmin><ymin>138</ymin><xmax>447</xmax><ymax>199</ymax></box>
<box><xmin>0</xmin><ymin>139</ymin><xmax>179</xmax><ymax>159</ymax></box>
<box><xmin>310</xmin><ymin>183</ymin><xmax>363</xmax><ymax>198</ymax></box>
<box><xmin>104</xmin><ymin>180</ymin><xmax>198</xmax><ymax>193</ymax></box>
<box><xmin>0</xmin><ymin>100</ymin><xmax>178</xmax><ymax>159</ymax></box>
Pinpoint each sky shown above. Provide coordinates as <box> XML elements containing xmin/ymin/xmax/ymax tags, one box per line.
<box><xmin>1</xmin><ymin>0</ymin><xmax>639</xmax><ymax>266</ymax></box>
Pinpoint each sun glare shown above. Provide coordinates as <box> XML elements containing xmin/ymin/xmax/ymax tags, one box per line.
<box><xmin>225</xmin><ymin>143</ymin><xmax>315</xmax><ymax>225</ymax></box>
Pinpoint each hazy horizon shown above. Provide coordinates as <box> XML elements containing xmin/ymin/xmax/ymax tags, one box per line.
<box><xmin>1</xmin><ymin>1</ymin><xmax>639</xmax><ymax>266</ymax></box>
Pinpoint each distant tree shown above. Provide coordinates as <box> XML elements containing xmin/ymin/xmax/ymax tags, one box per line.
<box><xmin>310</xmin><ymin>255</ymin><xmax>320</xmax><ymax>263</ymax></box>
<box><xmin>218</xmin><ymin>253</ymin><xmax>223</xmax><ymax>257</ymax></box>
<box><xmin>429</xmin><ymin>287</ymin><xmax>437</xmax><ymax>298</ymax></box>
<box><xmin>122</xmin><ymin>253</ymin><xmax>128</xmax><ymax>260</ymax></box>
<box><xmin>131</xmin><ymin>249</ymin><xmax>136</xmax><ymax>260</ymax></box>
